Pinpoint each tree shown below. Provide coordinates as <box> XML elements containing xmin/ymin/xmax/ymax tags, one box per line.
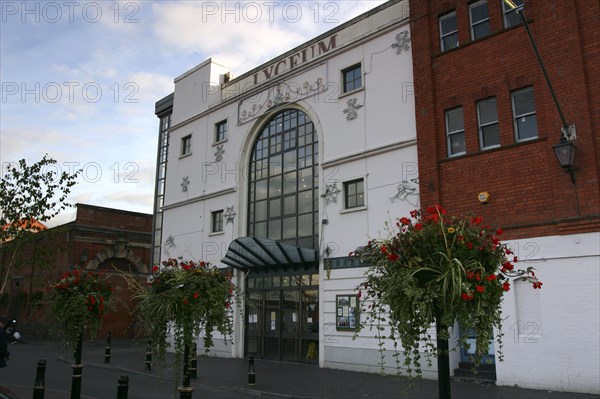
<box><xmin>0</xmin><ymin>155</ymin><xmax>80</xmax><ymax>296</ymax></box>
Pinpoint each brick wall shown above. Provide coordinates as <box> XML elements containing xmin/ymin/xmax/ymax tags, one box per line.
<box><xmin>409</xmin><ymin>0</ymin><xmax>599</xmax><ymax>239</ymax></box>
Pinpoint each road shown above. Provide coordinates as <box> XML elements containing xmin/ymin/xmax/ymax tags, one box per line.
<box><xmin>0</xmin><ymin>341</ymin><xmax>258</xmax><ymax>399</ymax></box>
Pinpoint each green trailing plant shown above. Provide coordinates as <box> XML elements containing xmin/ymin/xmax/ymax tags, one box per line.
<box><xmin>50</xmin><ymin>268</ymin><xmax>113</xmax><ymax>347</ymax></box>
<box><xmin>353</xmin><ymin>205</ymin><xmax>542</xmax><ymax>377</ymax></box>
<box><xmin>127</xmin><ymin>258</ymin><xmax>241</xmax><ymax>387</ymax></box>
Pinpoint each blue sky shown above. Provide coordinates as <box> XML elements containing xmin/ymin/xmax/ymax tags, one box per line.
<box><xmin>1</xmin><ymin>1</ymin><xmax>385</xmax><ymax>226</ymax></box>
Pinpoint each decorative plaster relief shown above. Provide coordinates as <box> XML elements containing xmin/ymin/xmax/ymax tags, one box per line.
<box><xmin>224</xmin><ymin>206</ymin><xmax>237</xmax><ymax>224</ymax></box>
<box><xmin>321</xmin><ymin>182</ymin><xmax>341</xmax><ymax>205</ymax></box>
<box><xmin>392</xmin><ymin>30</ymin><xmax>411</xmax><ymax>54</ymax></box>
<box><xmin>343</xmin><ymin>98</ymin><xmax>364</xmax><ymax>121</ymax></box>
<box><xmin>181</xmin><ymin>176</ymin><xmax>190</xmax><ymax>192</ymax></box>
<box><xmin>214</xmin><ymin>144</ymin><xmax>225</xmax><ymax>162</ymax></box>
<box><xmin>239</xmin><ymin>77</ymin><xmax>326</xmax><ymax>124</ymax></box>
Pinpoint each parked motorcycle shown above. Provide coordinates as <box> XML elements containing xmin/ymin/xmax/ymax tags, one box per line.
<box><xmin>5</xmin><ymin>320</ymin><xmax>21</xmax><ymax>344</ymax></box>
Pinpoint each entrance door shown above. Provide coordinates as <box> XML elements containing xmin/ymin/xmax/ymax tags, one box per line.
<box><xmin>264</xmin><ymin>290</ymin><xmax>280</xmax><ymax>360</ymax></box>
<box><xmin>301</xmin><ymin>289</ymin><xmax>319</xmax><ymax>364</ymax></box>
<box><xmin>460</xmin><ymin>327</ymin><xmax>496</xmax><ymax>365</ymax></box>
<box><xmin>281</xmin><ymin>290</ymin><xmax>300</xmax><ymax>361</ymax></box>
<box><xmin>246</xmin><ymin>292</ymin><xmax>262</xmax><ymax>356</ymax></box>
<box><xmin>245</xmin><ymin>273</ymin><xmax>319</xmax><ymax>363</ymax></box>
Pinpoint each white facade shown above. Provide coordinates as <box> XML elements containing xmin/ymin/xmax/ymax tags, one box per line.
<box><xmin>159</xmin><ymin>0</ymin><xmax>421</xmax><ymax>370</ymax></box>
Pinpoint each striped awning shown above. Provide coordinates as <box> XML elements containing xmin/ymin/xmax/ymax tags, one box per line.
<box><xmin>222</xmin><ymin>237</ymin><xmax>318</xmax><ymax>272</ymax></box>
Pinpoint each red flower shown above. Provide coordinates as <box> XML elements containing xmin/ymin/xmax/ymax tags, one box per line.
<box><xmin>427</xmin><ymin>213</ymin><xmax>440</xmax><ymax>223</ymax></box>
<box><xmin>476</xmin><ymin>285</ymin><xmax>485</xmax><ymax>293</ymax></box>
<box><xmin>486</xmin><ymin>274</ymin><xmax>497</xmax><ymax>281</ymax></box>
<box><xmin>532</xmin><ymin>281</ymin><xmax>543</xmax><ymax>289</ymax></box>
<box><xmin>513</xmin><ymin>256</ymin><xmax>518</xmax><ymax>263</ymax></box>
<box><xmin>399</xmin><ymin>217</ymin><xmax>411</xmax><ymax>226</ymax></box>
<box><xmin>225</xmin><ymin>302</ymin><xmax>230</xmax><ymax>309</ymax></box>
<box><xmin>461</xmin><ymin>293</ymin><xmax>474</xmax><ymax>301</ymax></box>
<box><xmin>388</xmin><ymin>253</ymin><xmax>399</xmax><ymax>261</ymax></box>
<box><xmin>502</xmin><ymin>261</ymin><xmax>514</xmax><ymax>271</ymax></box>
<box><xmin>496</xmin><ymin>228</ymin><xmax>504</xmax><ymax>236</ymax></box>
<box><xmin>193</xmin><ymin>292</ymin><xmax>199</xmax><ymax>299</ymax></box>
<box><xmin>471</xmin><ymin>216</ymin><xmax>483</xmax><ymax>225</ymax></box>
<box><xmin>381</xmin><ymin>245</ymin><xmax>388</xmax><ymax>254</ymax></box>
<box><xmin>502</xmin><ymin>282</ymin><xmax>511</xmax><ymax>291</ymax></box>
<box><xmin>465</xmin><ymin>242</ymin><xmax>473</xmax><ymax>250</ymax></box>
<box><xmin>152</xmin><ymin>265</ymin><xmax>159</xmax><ymax>272</ymax></box>
<box><xmin>200</xmin><ymin>261</ymin><xmax>206</xmax><ymax>268</ymax></box>
<box><xmin>410</xmin><ymin>210</ymin><xmax>418</xmax><ymax>218</ymax></box>
<box><xmin>414</xmin><ymin>223</ymin><xmax>423</xmax><ymax>231</ymax></box>
<box><xmin>183</xmin><ymin>299</ymin><xmax>189</xmax><ymax>304</ymax></box>
<box><xmin>358</xmin><ymin>290</ymin><xmax>362</xmax><ymax>299</ymax></box>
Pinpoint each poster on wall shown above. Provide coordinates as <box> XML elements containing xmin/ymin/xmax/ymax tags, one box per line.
<box><xmin>336</xmin><ymin>294</ymin><xmax>359</xmax><ymax>331</ymax></box>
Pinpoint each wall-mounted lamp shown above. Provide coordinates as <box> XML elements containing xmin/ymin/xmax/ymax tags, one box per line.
<box><xmin>503</xmin><ymin>0</ymin><xmax>580</xmax><ymax>185</ymax></box>
<box><xmin>552</xmin><ymin>126</ymin><xmax>577</xmax><ymax>184</ymax></box>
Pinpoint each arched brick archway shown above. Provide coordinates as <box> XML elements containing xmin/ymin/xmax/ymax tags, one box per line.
<box><xmin>86</xmin><ymin>241</ymin><xmax>148</xmax><ymax>273</ymax></box>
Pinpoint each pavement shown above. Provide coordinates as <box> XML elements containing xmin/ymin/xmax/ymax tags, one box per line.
<box><xmin>2</xmin><ymin>337</ymin><xmax>599</xmax><ymax>399</ymax></box>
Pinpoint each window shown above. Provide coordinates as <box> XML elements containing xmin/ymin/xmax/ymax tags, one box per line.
<box><xmin>342</xmin><ymin>64</ymin><xmax>362</xmax><ymax>93</ymax></box>
<box><xmin>512</xmin><ymin>87</ymin><xmax>537</xmax><ymax>141</ymax></box>
<box><xmin>470</xmin><ymin>0</ymin><xmax>490</xmax><ymax>40</ymax></box>
<box><xmin>211</xmin><ymin>210</ymin><xmax>223</xmax><ymax>233</ymax></box>
<box><xmin>446</xmin><ymin>107</ymin><xmax>466</xmax><ymax>156</ymax></box>
<box><xmin>181</xmin><ymin>135</ymin><xmax>192</xmax><ymax>156</ymax></box>
<box><xmin>215</xmin><ymin>120</ymin><xmax>227</xmax><ymax>142</ymax></box>
<box><xmin>344</xmin><ymin>179</ymin><xmax>365</xmax><ymax>209</ymax></box>
<box><xmin>503</xmin><ymin>0</ymin><xmax>524</xmax><ymax>28</ymax></box>
<box><xmin>477</xmin><ymin>97</ymin><xmax>500</xmax><ymax>150</ymax></box>
<box><xmin>440</xmin><ymin>11</ymin><xmax>458</xmax><ymax>51</ymax></box>
<box><xmin>248</xmin><ymin>109</ymin><xmax>319</xmax><ymax>249</ymax></box>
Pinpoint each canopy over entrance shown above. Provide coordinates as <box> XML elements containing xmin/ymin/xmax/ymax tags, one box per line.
<box><xmin>222</xmin><ymin>237</ymin><xmax>318</xmax><ymax>272</ymax></box>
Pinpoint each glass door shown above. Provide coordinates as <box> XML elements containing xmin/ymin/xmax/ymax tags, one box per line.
<box><xmin>281</xmin><ymin>290</ymin><xmax>300</xmax><ymax>361</ymax></box>
<box><xmin>264</xmin><ymin>290</ymin><xmax>280</xmax><ymax>360</ymax></box>
<box><xmin>246</xmin><ymin>291</ymin><xmax>262</xmax><ymax>356</ymax></box>
<box><xmin>301</xmin><ymin>289</ymin><xmax>319</xmax><ymax>364</ymax></box>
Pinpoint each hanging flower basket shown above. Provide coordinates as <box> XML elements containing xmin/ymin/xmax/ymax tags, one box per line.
<box><xmin>353</xmin><ymin>205</ymin><xmax>542</xmax><ymax>377</ymax></box>
<box><xmin>50</xmin><ymin>268</ymin><xmax>113</xmax><ymax>347</ymax></box>
<box><xmin>130</xmin><ymin>258</ymin><xmax>240</xmax><ymax>383</ymax></box>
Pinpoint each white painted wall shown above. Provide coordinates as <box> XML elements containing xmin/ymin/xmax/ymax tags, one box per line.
<box><xmin>496</xmin><ymin>232</ymin><xmax>600</xmax><ymax>394</ymax></box>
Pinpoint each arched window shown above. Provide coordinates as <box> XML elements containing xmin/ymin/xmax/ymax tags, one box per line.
<box><xmin>247</xmin><ymin>109</ymin><xmax>319</xmax><ymax>249</ymax></box>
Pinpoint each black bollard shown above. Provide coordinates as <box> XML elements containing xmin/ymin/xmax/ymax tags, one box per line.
<box><xmin>70</xmin><ymin>331</ymin><xmax>83</xmax><ymax>399</ymax></box>
<box><xmin>178</xmin><ymin>343</ymin><xmax>194</xmax><ymax>399</ymax></box>
<box><xmin>105</xmin><ymin>332</ymin><xmax>112</xmax><ymax>363</ymax></box>
<box><xmin>248</xmin><ymin>354</ymin><xmax>256</xmax><ymax>385</ymax></box>
<box><xmin>145</xmin><ymin>340</ymin><xmax>152</xmax><ymax>372</ymax></box>
<box><xmin>190</xmin><ymin>343</ymin><xmax>197</xmax><ymax>379</ymax></box>
<box><xmin>33</xmin><ymin>358</ymin><xmax>46</xmax><ymax>399</ymax></box>
<box><xmin>117</xmin><ymin>375</ymin><xmax>129</xmax><ymax>399</ymax></box>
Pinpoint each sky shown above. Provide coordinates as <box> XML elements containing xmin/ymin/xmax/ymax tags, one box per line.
<box><xmin>0</xmin><ymin>0</ymin><xmax>387</xmax><ymax>227</ymax></box>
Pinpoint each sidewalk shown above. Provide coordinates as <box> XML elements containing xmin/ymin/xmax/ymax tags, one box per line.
<box><xmin>62</xmin><ymin>339</ymin><xmax>599</xmax><ymax>399</ymax></box>
<box><xmin>3</xmin><ymin>338</ymin><xmax>598</xmax><ymax>399</ymax></box>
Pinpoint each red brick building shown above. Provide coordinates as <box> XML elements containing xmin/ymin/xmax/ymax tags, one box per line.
<box><xmin>1</xmin><ymin>203</ymin><xmax>152</xmax><ymax>338</ymax></box>
<box><xmin>409</xmin><ymin>0</ymin><xmax>599</xmax><ymax>393</ymax></box>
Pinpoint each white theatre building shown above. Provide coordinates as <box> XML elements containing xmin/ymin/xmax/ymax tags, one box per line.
<box><xmin>151</xmin><ymin>0</ymin><xmax>599</xmax><ymax>393</ymax></box>
<box><xmin>153</xmin><ymin>0</ymin><xmax>419</xmax><ymax>371</ymax></box>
